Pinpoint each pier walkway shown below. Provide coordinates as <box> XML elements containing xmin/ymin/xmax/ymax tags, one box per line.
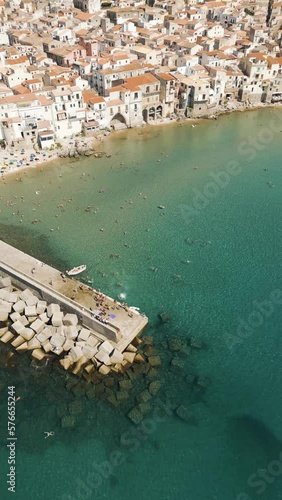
<box><xmin>0</xmin><ymin>240</ymin><xmax>148</xmax><ymax>352</ymax></box>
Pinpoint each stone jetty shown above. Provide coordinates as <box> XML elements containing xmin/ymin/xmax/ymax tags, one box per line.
<box><xmin>0</xmin><ymin>240</ymin><xmax>148</xmax><ymax>378</ymax></box>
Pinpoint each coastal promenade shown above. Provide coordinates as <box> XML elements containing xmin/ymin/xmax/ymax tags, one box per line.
<box><xmin>0</xmin><ymin>240</ymin><xmax>148</xmax><ymax>353</ymax></box>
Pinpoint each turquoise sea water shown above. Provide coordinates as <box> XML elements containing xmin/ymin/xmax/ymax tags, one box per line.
<box><xmin>1</xmin><ymin>109</ymin><xmax>282</xmax><ymax>500</ymax></box>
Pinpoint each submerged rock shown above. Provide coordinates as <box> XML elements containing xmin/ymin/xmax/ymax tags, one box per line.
<box><xmin>176</xmin><ymin>405</ymin><xmax>197</xmax><ymax>424</ymax></box>
<box><xmin>190</xmin><ymin>338</ymin><xmax>204</xmax><ymax>350</ymax></box>
<box><xmin>148</xmin><ymin>355</ymin><xmax>161</xmax><ymax>367</ymax></box>
<box><xmin>68</xmin><ymin>399</ymin><xmax>83</xmax><ymax>415</ymax></box>
<box><xmin>61</xmin><ymin>415</ymin><xmax>76</xmax><ymax>428</ymax></box>
<box><xmin>86</xmin><ymin>386</ymin><xmax>96</xmax><ymax>400</ymax></box>
<box><xmin>158</xmin><ymin>312</ymin><xmax>170</xmax><ymax>323</ymax></box>
<box><xmin>143</xmin><ymin>345</ymin><xmax>155</xmax><ymax>357</ymax></box>
<box><xmin>137</xmin><ymin>389</ymin><xmax>152</xmax><ymax>403</ymax></box>
<box><xmin>178</xmin><ymin>345</ymin><xmax>191</xmax><ymax>358</ymax></box>
<box><xmin>119</xmin><ymin>379</ymin><xmax>132</xmax><ymax>391</ymax></box>
<box><xmin>146</xmin><ymin>367</ymin><xmax>159</xmax><ymax>380</ymax></box>
<box><xmin>138</xmin><ymin>402</ymin><xmax>151</xmax><ymax>415</ymax></box>
<box><xmin>142</xmin><ymin>336</ymin><xmax>154</xmax><ymax>346</ymax></box>
<box><xmin>170</xmin><ymin>357</ymin><xmax>185</xmax><ymax>374</ymax></box>
<box><xmin>116</xmin><ymin>390</ymin><xmax>129</xmax><ymax>402</ymax></box>
<box><xmin>128</xmin><ymin>406</ymin><xmax>143</xmax><ymax>424</ymax></box>
<box><xmin>186</xmin><ymin>373</ymin><xmax>196</xmax><ymax>384</ymax></box>
<box><xmin>196</xmin><ymin>376</ymin><xmax>210</xmax><ymax>389</ymax></box>
<box><xmin>167</xmin><ymin>338</ymin><xmax>182</xmax><ymax>352</ymax></box>
<box><xmin>107</xmin><ymin>394</ymin><xmax>119</xmax><ymax>407</ymax></box>
<box><xmin>148</xmin><ymin>380</ymin><xmax>161</xmax><ymax>396</ymax></box>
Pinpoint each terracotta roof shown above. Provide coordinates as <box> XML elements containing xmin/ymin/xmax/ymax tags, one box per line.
<box><xmin>6</xmin><ymin>56</ymin><xmax>29</xmax><ymax>65</ymax></box>
<box><xmin>157</xmin><ymin>73</ymin><xmax>176</xmax><ymax>81</ymax></box>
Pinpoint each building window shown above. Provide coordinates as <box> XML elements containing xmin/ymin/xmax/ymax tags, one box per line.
<box><xmin>134</xmin><ymin>92</ymin><xmax>138</xmax><ymax>99</ymax></box>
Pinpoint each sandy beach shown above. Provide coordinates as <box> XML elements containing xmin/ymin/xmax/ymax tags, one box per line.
<box><xmin>0</xmin><ymin>101</ymin><xmax>281</xmax><ymax>182</ymax></box>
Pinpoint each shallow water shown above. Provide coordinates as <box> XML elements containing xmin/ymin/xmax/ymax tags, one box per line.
<box><xmin>0</xmin><ymin>110</ymin><xmax>282</xmax><ymax>500</ymax></box>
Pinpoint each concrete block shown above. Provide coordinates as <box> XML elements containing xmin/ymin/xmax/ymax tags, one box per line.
<box><xmin>78</xmin><ymin>328</ymin><xmax>90</xmax><ymax>342</ymax></box>
<box><xmin>0</xmin><ymin>277</ymin><xmax>11</xmax><ymax>288</ymax></box>
<box><xmin>9</xmin><ymin>312</ymin><xmax>21</xmax><ymax>323</ymax></box>
<box><xmin>7</xmin><ymin>293</ymin><xmax>19</xmax><ymax>303</ymax></box>
<box><xmin>51</xmin><ymin>345</ymin><xmax>63</xmax><ymax>355</ymax></box>
<box><xmin>0</xmin><ymin>289</ymin><xmax>9</xmax><ymax>300</ymax></box>
<box><xmin>50</xmin><ymin>334</ymin><xmax>65</xmax><ymax>347</ymax></box>
<box><xmin>0</xmin><ymin>311</ymin><xmax>8</xmax><ymax>322</ymax></box>
<box><xmin>100</xmin><ymin>340</ymin><xmax>114</xmax><ymax>355</ymax></box>
<box><xmin>16</xmin><ymin>341</ymin><xmax>28</xmax><ymax>352</ymax></box>
<box><xmin>0</xmin><ymin>302</ymin><xmax>12</xmax><ymax>313</ymax></box>
<box><xmin>99</xmin><ymin>365</ymin><xmax>111</xmax><ymax>375</ymax></box>
<box><xmin>63</xmin><ymin>313</ymin><xmax>78</xmax><ymax>326</ymax></box>
<box><xmin>59</xmin><ymin>357</ymin><xmax>73</xmax><ymax>370</ymax></box>
<box><xmin>13</xmin><ymin>300</ymin><xmax>25</xmax><ymax>314</ymax></box>
<box><xmin>69</xmin><ymin>346</ymin><xmax>83</xmax><ymax>362</ymax></box>
<box><xmin>84</xmin><ymin>363</ymin><xmax>95</xmax><ymax>374</ymax></box>
<box><xmin>0</xmin><ymin>331</ymin><xmax>14</xmax><ymax>343</ymax></box>
<box><xmin>95</xmin><ymin>350</ymin><xmax>111</xmax><ymax>366</ymax></box>
<box><xmin>82</xmin><ymin>344</ymin><xmax>98</xmax><ymax>359</ymax></box>
<box><xmin>47</xmin><ymin>303</ymin><xmax>60</xmax><ymax>318</ymax></box>
<box><xmin>12</xmin><ymin>320</ymin><xmax>25</xmax><ymax>335</ymax></box>
<box><xmin>25</xmin><ymin>295</ymin><xmax>39</xmax><ymax>307</ymax></box>
<box><xmin>63</xmin><ymin>338</ymin><xmax>75</xmax><ymax>351</ymax></box>
<box><xmin>123</xmin><ymin>352</ymin><xmax>136</xmax><ymax>364</ymax></box>
<box><xmin>36</xmin><ymin>301</ymin><xmax>47</xmax><ymax>315</ymax></box>
<box><xmin>65</xmin><ymin>326</ymin><xmax>78</xmax><ymax>340</ymax></box>
<box><xmin>25</xmin><ymin>305</ymin><xmax>37</xmax><ymax>317</ymax></box>
<box><xmin>39</xmin><ymin>313</ymin><xmax>49</xmax><ymax>324</ymax></box>
<box><xmin>55</xmin><ymin>325</ymin><xmax>66</xmax><ymax>335</ymax></box>
<box><xmin>21</xmin><ymin>328</ymin><xmax>35</xmax><ymax>341</ymax></box>
<box><xmin>27</xmin><ymin>337</ymin><xmax>41</xmax><ymax>350</ymax></box>
<box><xmin>42</xmin><ymin>327</ymin><xmax>52</xmax><ymax>339</ymax></box>
<box><xmin>36</xmin><ymin>329</ymin><xmax>51</xmax><ymax>343</ymax></box>
<box><xmin>19</xmin><ymin>289</ymin><xmax>33</xmax><ymax>301</ymax></box>
<box><xmin>42</xmin><ymin>342</ymin><xmax>52</xmax><ymax>353</ymax></box>
<box><xmin>30</xmin><ymin>319</ymin><xmax>45</xmax><ymax>334</ymax></box>
<box><xmin>110</xmin><ymin>349</ymin><xmax>124</xmax><ymax>364</ymax></box>
<box><xmin>18</xmin><ymin>315</ymin><xmax>29</xmax><ymax>326</ymax></box>
<box><xmin>11</xmin><ymin>335</ymin><xmax>26</xmax><ymax>348</ymax></box>
<box><xmin>73</xmin><ymin>355</ymin><xmax>88</xmax><ymax>371</ymax></box>
<box><xmin>86</xmin><ymin>334</ymin><xmax>99</xmax><ymax>348</ymax></box>
<box><xmin>52</xmin><ymin>312</ymin><xmax>64</xmax><ymax>327</ymax></box>
<box><xmin>32</xmin><ymin>349</ymin><xmax>45</xmax><ymax>361</ymax></box>
<box><xmin>0</xmin><ymin>326</ymin><xmax>8</xmax><ymax>336</ymax></box>
<box><xmin>126</xmin><ymin>343</ymin><xmax>137</xmax><ymax>353</ymax></box>
<box><xmin>28</xmin><ymin>316</ymin><xmax>37</xmax><ymax>323</ymax></box>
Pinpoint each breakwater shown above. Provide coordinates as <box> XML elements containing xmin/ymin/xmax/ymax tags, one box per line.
<box><xmin>0</xmin><ymin>240</ymin><xmax>148</xmax><ymax>378</ymax></box>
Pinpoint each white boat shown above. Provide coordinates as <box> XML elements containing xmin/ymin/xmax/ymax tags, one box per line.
<box><xmin>129</xmin><ymin>306</ymin><xmax>140</xmax><ymax>315</ymax></box>
<box><xmin>158</xmin><ymin>205</ymin><xmax>165</xmax><ymax>209</ymax></box>
<box><xmin>66</xmin><ymin>265</ymin><xmax>87</xmax><ymax>276</ymax></box>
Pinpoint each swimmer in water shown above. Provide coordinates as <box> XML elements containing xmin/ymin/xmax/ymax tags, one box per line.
<box><xmin>44</xmin><ymin>431</ymin><xmax>55</xmax><ymax>439</ymax></box>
